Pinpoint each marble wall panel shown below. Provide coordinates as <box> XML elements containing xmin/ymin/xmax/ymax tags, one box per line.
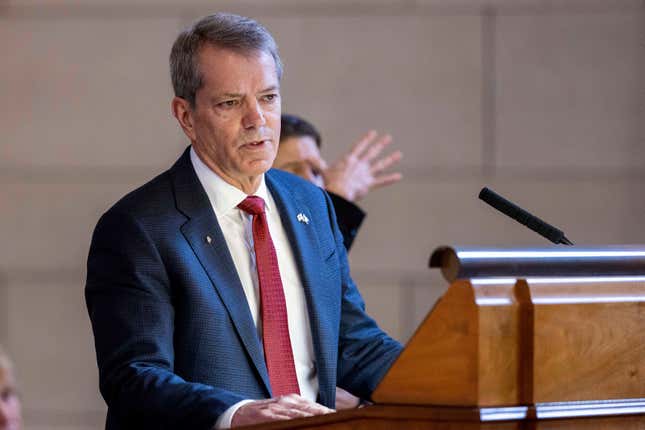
<box><xmin>0</xmin><ymin>17</ymin><xmax>185</xmax><ymax>169</ymax></box>
<box><xmin>6</xmin><ymin>279</ymin><xmax>105</xmax><ymax>425</ymax></box>
<box><xmin>495</xmin><ymin>12</ymin><xmax>645</xmax><ymax>169</ymax></box>
<box><xmin>0</xmin><ymin>181</ymin><xmax>147</xmax><ymax>272</ymax></box>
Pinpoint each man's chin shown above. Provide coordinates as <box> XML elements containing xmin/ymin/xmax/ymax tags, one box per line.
<box><xmin>244</xmin><ymin>158</ymin><xmax>275</xmax><ymax>175</ymax></box>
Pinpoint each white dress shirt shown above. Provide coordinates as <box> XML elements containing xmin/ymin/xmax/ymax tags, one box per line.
<box><xmin>190</xmin><ymin>148</ymin><xmax>319</xmax><ymax>428</ymax></box>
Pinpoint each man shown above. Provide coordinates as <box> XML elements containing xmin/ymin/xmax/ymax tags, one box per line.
<box><xmin>0</xmin><ymin>347</ymin><xmax>22</xmax><ymax>430</ymax></box>
<box><xmin>274</xmin><ymin>114</ymin><xmax>402</xmax><ymax>250</ymax></box>
<box><xmin>85</xmin><ymin>13</ymin><xmax>402</xmax><ymax>429</ymax></box>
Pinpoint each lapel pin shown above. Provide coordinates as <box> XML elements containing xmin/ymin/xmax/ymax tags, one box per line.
<box><xmin>206</xmin><ymin>235</ymin><xmax>212</xmax><ymax>244</ymax></box>
<box><xmin>297</xmin><ymin>213</ymin><xmax>309</xmax><ymax>224</ymax></box>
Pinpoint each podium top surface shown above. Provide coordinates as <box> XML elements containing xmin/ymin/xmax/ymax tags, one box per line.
<box><xmin>430</xmin><ymin>245</ymin><xmax>645</xmax><ymax>282</ymax></box>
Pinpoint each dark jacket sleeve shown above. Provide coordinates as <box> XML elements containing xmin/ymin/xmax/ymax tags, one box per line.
<box><xmin>85</xmin><ymin>210</ymin><xmax>245</xmax><ymax>430</ymax></box>
<box><xmin>327</xmin><ymin>192</ymin><xmax>366</xmax><ymax>251</ymax></box>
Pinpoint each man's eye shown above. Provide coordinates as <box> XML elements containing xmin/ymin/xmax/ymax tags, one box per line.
<box><xmin>262</xmin><ymin>94</ymin><xmax>279</xmax><ymax>103</ymax></box>
<box><xmin>217</xmin><ymin>100</ymin><xmax>239</xmax><ymax>108</ymax></box>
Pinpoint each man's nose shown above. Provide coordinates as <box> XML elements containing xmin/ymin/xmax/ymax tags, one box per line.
<box><xmin>242</xmin><ymin>100</ymin><xmax>266</xmax><ymax>129</ymax></box>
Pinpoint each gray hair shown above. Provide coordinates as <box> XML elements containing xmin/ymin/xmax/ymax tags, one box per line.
<box><xmin>170</xmin><ymin>13</ymin><xmax>283</xmax><ymax>107</ymax></box>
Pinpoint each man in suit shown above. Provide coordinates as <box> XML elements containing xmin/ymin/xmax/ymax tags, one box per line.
<box><xmin>274</xmin><ymin>114</ymin><xmax>402</xmax><ymax>251</ymax></box>
<box><xmin>85</xmin><ymin>12</ymin><xmax>402</xmax><ymax>429</ymax></box>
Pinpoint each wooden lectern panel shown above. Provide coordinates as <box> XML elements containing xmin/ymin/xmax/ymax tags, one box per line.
<box><xmin>243</xmin><ymin>247</ymin><xmax>645</xmax><ymax>429</ymax></box>
<box><xmin>372</xmin><ymin>279</ymin><xmax>523</xmax><ymax>406</ymax></box>
<box><xmin>371</xmin><ymin>280</ymin><xmax>480</xmax><ymax>405</ymax></box>
<box><xmin>475</xmin><ymin>282</ymin><xmax>522</xmax><ymax>406</ymax></box>
<box><xmin>373</xmin><ymin>276</ymin><xmax>645</xmax><ymax>409</ymax></box>
<box><xmin>527</xmin><ymin>278</ymin><xmax>645</xmax><ymax>402</ymax></box>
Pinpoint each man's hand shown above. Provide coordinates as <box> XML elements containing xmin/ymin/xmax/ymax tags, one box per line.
<box><xmin>320</xmin><ymin>131</ymin><xmax>402</xmax><ymax>202</ymax></box>
<box><xmin>231</xmin><ymin>394</ymin><xmax>334</xmax><ymax>427</ymax></box>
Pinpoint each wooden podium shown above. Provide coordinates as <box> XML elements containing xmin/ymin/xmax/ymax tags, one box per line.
<box><xmin>243</xmin><ymin>246</ymin><xmax>645</xmax><ymax>429</ymax></box>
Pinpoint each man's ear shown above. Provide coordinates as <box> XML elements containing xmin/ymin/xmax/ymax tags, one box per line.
<box><xmin>171</xmin><ymin>96</ymin><xmax>197</xmax><ymax>142</ymax></box>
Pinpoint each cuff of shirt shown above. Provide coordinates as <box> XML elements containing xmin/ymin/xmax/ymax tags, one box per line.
<box><xmin>214</xmin><ymin>399</ymin><xmax>255</xmax><ymax>429</ymax></box>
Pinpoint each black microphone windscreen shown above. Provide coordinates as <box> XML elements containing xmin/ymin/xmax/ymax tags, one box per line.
<box><xmin>479</xmin><ymin>187</ymin><xmax>572</xmax><ymax>245</ymax></box>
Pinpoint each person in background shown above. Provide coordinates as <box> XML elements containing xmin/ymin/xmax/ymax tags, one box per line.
<box><xmin>274</xmin><ymin>114</ymin><xmax>402</xmax><ymax>250</ymax></box>
<box><xmin>0</xmin><ymin>347</ymin><xmax>22</xmax><ymax>430</ymax></box>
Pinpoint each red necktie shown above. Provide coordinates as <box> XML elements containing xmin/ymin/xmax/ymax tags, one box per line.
<box><xmin>237</xmin><ymin>196</ymin><xmax>301</xmax><ymax>396</ymax></box>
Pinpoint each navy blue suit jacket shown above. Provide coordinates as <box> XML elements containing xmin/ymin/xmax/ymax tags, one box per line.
<box><xmin>85</xmin><ymin>148</ymin><xmax>402</xmax><ymax>430</ymax></box>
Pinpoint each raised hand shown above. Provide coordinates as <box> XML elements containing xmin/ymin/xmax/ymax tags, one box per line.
<box><xmin>322</xmin><ymin>131</ymin><xmax>402</xmax><ymax>202</ymax></box>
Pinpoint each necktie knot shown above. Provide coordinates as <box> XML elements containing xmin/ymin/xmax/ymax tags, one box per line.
<box><xmin>238</xmin><ymin>195</ymin><xmax>265</xmax><ymax>216</ymax></box>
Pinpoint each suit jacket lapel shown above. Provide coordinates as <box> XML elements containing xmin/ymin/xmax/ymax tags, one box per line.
<box><xmin>266</xmin><ymin>171</ymin><xmax>338</xmax><ymax>407</ymax></box>
<box><xmin>171</xmin><ymin>148</ymin><xmax>271</xmax><ymax>396</ymax></box>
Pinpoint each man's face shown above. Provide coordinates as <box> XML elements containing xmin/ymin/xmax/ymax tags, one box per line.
<box><xmin>181</xmin><ymin>44</ymin><xmax>281</xmax><ymax>190</ymax></box>
<box><xmin>0</xmin><ymin>368</ymin><xmax>22</xmax><ymax>430</ymax></box>
<box><xmin>274</xmin><ymin>135</ymin><xmax>324</xmax><ymax>187</ymax></box>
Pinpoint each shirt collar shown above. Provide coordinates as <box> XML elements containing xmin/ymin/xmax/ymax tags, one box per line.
<box><xmin>190</xmin><ymin>146</ymin><xmax>272</xmax><ymax>215</ymax></box>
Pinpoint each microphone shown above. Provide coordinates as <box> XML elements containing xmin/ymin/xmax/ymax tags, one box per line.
<box><xmin>479</xmin><ymin>187</ymin><xmax>574</xmax><ymax>245</ymax></box>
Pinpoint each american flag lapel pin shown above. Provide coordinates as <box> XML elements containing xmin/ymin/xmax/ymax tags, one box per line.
<box><xmin>297</xmin><ymin>213</ymin><xmax>309</xmax><ymax>224</ymax></box>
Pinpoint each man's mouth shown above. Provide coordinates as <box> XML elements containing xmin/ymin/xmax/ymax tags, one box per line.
<box><xmin>242</xmin><ymin>140</ymin><xmax>269</xmax><ymax>148</ymax></box>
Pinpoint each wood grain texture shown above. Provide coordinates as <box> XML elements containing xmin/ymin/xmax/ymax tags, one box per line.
<box><xmin>372</xmin><ymin>279</ymin><xmax>480</xmax><ymax>405</ymax></box>
<box><xmin>473</xmin><ymin>282</ymin><xmax>521</xmax><ymax>406</ymax></box>
<box><xmin>373</xmin><ymin>279</ymin><xmax>524</xmax><ymax>406</ymax></box>
<box><xmin>375</xmin><ymin>276</ymin><xmax>645</xmax><ymax>405</ymax></box>
<box><xmin>528</xmin><ymin>279</ymin><xmax>645</xmax><ymax>402</ymax></box>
